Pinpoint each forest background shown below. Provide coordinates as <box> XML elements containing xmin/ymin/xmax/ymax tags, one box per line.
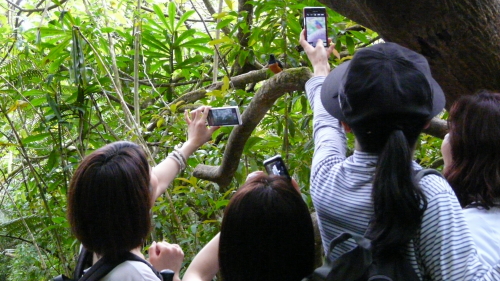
<box><xmin>0</xmin><ymin>0</ymin><xmax>446</xmax><ymax>280</ymax></box>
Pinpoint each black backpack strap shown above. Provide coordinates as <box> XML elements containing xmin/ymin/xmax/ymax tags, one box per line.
<box><xmin>123</xmin><ymin>253</ymin><xmax>164</xmax><ymax>280</ymax></box>
<box><xmin>123</xmin><ymin>253</ymin><xmax>174</xmax><ymax>281</ymax></box>
<box><xmin>53</xmin><ymin>275</ymin><xmax>73</xmax><ymax>281</ymax></box>
<box><xmin>74</xmin><ymin>247</ymin><xmax>93</xmax><ymax>280</ymax></box>
<box><xmin>414</xmin><ymin>168</ymin><xmax>444</xmax><ymax>183</ymax></box>
<box><xmin>79</xmin><ymin>254</ymin><xmax>128</xmax><ymax>281</ymax></box>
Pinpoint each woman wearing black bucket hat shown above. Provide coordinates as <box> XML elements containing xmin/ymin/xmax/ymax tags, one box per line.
<box><xmin>299</xmin><ymin>30</ymin><xmax>500</xmax><ymax>280</ymax></box>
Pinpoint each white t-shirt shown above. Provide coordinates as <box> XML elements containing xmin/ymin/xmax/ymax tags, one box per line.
<box><xmin>463</xmin><ymin>202</ymin><xmax>500</xmax><ymax>266</ymax></box>
<box><xmin>100</xmin><ymin>260</ymin><xmax>161</xmax><ymax>281</ymax></box>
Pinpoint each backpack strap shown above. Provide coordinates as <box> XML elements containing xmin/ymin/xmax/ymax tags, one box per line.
<box><xmin>414</xmin><ymin>168</ymin><xmax>444</xmax><ymax>183</ymax></box>
<box><xmin>79</xmin><ymin>252</ymin><xmax>169</xmax><ymax>281</ymax></box>
<box><xmin>123</xmin><ymin>252</ymin><xmax>165</xmax><ymax>280</ymax></box>
<box><xmin>73</xmin><ymin>247</ymin><xmax>93</xmax><ymax>280</ymax></box>
<box><xmin>79</xmin><ymin>253</ymin><xmax>129</xmax><ymax>281</ymax></box>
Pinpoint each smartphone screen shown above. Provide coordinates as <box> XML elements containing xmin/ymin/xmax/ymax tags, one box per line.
<box><xmin>304</xmin><ymin>7</ymin><xmax>328</xmax><ymax>47</ymax></box>
<box><xmin>263</xmin><ymin>155</ymin><xmax>291</xmax><ymax>180</ymax></box>
<box><xmin>207</xmin><ymin>106</ymin><xmax>242</xmax><ymax>126</ymax></box>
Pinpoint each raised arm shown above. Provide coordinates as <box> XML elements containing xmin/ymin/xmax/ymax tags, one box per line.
<box><xmin>153</xmin><ymin>106</ymin><xmax>219</xmax><ymax>199</ymax></box>
<box><xmin>299</xmin><ymin>30</ymin><xmax>347</xmax><ymax>173</ymax></box>
<box><xmin>182</xmin><ymin>233</ymin><xmax>220</xmax><ymax>281</ymax></box>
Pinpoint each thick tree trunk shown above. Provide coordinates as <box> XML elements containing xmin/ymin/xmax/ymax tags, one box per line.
<box><xmin>319</xmin><ymin>0</ymin><xmax>500</xmax><ymax>107</ymax></box>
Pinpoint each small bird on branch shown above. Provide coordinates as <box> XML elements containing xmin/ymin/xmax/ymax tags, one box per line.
<box><xmin>267</xmin><ymin>54</ymin><xmax>283</xmax><ymax>74</ymax></box>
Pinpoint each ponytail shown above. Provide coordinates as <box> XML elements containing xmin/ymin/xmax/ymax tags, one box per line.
<box><xmin>371</xmin><ymin>130</ymin><xmax>427</xmax><ymax>257</ymax></box>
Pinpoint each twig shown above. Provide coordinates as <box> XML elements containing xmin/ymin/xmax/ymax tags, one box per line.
<box><xmin>5</xmin><ymin>0</ymin><xmax>69</xmax><ymax>13</ymax></box>
<box><xmin>187</xmin><ymin>0</ymin><xmax>230</xmax><ymax>76</ymax></box>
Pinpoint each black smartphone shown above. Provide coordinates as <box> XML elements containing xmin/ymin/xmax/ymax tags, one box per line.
<box><xmin>303</xmin><ymin>7</ymin><xmax>328</xmax><ymax>47</ymax></box>
<box><xmin>207</xmin><ymin>106</ymin><xmax>242</xmax><ymax>126</ymax></box>
<box><xmin>263</xmin><ymin>155</ymin><xmax>291</xmax><ymax>180</ymax></box>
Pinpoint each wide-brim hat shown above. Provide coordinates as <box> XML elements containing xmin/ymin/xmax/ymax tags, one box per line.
<box><xmin>320</xmin><ymin>42</ymin><xmax>445</xmax><ymax>127</ymax></box>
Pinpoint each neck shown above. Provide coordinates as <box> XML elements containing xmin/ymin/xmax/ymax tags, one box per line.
<box><xmin>93</xmin><ymin>246</ymin><xmax>144</xmax><ymax>265</ymax></box>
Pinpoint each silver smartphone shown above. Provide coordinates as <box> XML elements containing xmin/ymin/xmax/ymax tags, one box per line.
<box><xmin>304</xmin><ymin>7</ymin><xmax>328</xmax><ymax>47</ymax></box>
<box><xmin>207</xmin><ymin>106</ymin><xmax>242</xmax><ymax>126</ymax></box>
<box><xmin>263</xmin><ymin>155</ymin><xmax>291</xmax><ymax>180</ymax></box>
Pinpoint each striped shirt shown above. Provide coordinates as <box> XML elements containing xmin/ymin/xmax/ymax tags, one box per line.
<box><xmin>306</xmin><ymin>76</ymin><xmax>500</xmax><ymax>280</ymax></box>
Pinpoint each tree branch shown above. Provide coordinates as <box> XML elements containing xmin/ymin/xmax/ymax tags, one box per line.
<box><xmin>423</xmin><ymin>116</ymin><xmax>448</xmax><ymax>139</ymax></box>
<box><xmin>192</xmin><ymin>67</ymin><xmax>313</xmax><ymax>189</ymax></box>
<box><xmin>146</xmin><ymin>67</ymin><xmax>272</xmax><ymax>131</ymax></box>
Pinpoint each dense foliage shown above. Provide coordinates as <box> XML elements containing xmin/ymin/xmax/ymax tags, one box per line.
<box><xmin>0</xmin><ymin>0</ymin><xmax>443</xmax><ymax>279</ymax></box>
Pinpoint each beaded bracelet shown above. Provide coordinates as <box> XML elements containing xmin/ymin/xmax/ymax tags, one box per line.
<box><xmin>167</xmin><ymin>150</ymin><xmax>186</xmax><ymax>172</ymax></box>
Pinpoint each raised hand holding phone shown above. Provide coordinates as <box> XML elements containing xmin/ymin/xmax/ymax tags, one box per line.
<box><xmin>206</xmin><ymin>106</ymin><xmax>242</xmax><ymax>126</ymax></box>
<box><xmin>303</xmin><ymin>7</ymin><xmax>328</xmax><ymax>47</ymax></box>
<box><xmin>263</xmin><ymin>155</ymin><xmax>291</xmax><ymax>181</ymax></box>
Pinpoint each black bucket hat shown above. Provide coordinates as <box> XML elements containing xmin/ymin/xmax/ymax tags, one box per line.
<box><xmin>320</xmin><ymin>42</ymin><xmax>445</xmax><ymax>128</ymax></box>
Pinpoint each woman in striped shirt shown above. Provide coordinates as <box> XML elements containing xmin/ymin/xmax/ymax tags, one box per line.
<box><xmin>299</xmin><ymin>30</ymin><xmax>500</xmax><ymax>280</ymax></box>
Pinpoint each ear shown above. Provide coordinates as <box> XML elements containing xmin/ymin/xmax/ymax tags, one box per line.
<box><xmin>423</xmin><ymin>120</ymin><xmax>432</xmax><ymax>129</ymax></box>
<box><xmin>341</xmin><ymin>121</ymin><xmax>352</xmax><ymax>133</ymax></box>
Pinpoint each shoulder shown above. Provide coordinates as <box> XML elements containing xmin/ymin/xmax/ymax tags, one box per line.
<box><xmin>416</xmin><ymin>170</ymin><xmax>455</xmax><ymax>199</ymax></box>
<box><xmin>101</xmin><ymin>260</ymin><xmax>160</xmax><ymax>281</ymax></box>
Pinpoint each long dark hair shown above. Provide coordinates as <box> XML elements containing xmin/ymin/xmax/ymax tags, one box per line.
<box><xmin>354</xmin><ymin>116</ymin><xmax>428</xmax><ymax>257</ymax></box>
<box><xmin>219</xmin><ymin>174</ymin><xmax>315</xmax><ymax>281</ymax></box>
<box><xmin>444</xmin><ymin>91</ymin><xmax>500</xmax><ymax>208</ymax></box>
<box><xmin>67</xmin><ymin>141</ymin><xmax>152</xmax><ymax>261</ymax></box>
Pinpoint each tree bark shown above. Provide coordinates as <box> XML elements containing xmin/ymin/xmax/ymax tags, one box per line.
<box><xmin>318</xmin><ymin>0</ymin><xmax>500</xmax><ymax>108</ymax></box>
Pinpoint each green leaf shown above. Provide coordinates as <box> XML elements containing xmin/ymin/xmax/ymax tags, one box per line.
<box><xmin>173</xmin><ymin>29</ymin><xmax>196</xmax><ymax>47</ymax></box>
<box><xmin>243</xmin><ymin>136</ymin><xmax>264</xmax><ymax>153</ymax></box>
<box><xmin>287</xmin><ymin>117</ymin><xmax>296</xmax><ymax>138</ymax></box>
<box><xmin>216</xmin><ymin>18</ymin><xmax>234</xmax><ymax>29</ymax></box>
<box><xmin>45</xmin><ymin>37</ymin><xmax>71</xmax><ymax>61</ymax></box>
<box><xmin>221</xmin><ymin>76</ymin><xmax>230</xmax><ymax>93</ymax></box>
<box><xmin>142</xmin><ymin>33</ymin><xmax>169</xmax><ymax>52</ymax></box>
<box><xmin>22</xmin><ymin>133</ymin><xmax>51</xmax><ymax>144</ymax></box>
<box><xmin>176</xmin><ymin>55</ymin><xmax>204</xmax><ymax>68</ymax></box>
<box><xmin>38</xmin><ymin>27</ymin><xmax>70</xmax><ymax>37</ymax></box>
<box><xmin>209</xmin><ymin>37</ymin><xmax>232</xmax><ymax>46</ymax></box>
<box><xmin>47</xmin><ymin>150</ymin><xmax>60</xmax><ymax>171</ymax></box>
<box><xmin>7</xmin><ymin>100</ymin><xmax>29</xmax><ymax>113</ymax></box>
<box><xmin>238</xmin><ymin>50</ymin><xmax>248</xmax><ymax>67</ymax></box>
<box><xmin>22</xmin><ymin>89</ymin><xmax>46</xmax><ymax>97</ymax></box>
<box><xmin>346</xmin><ymin>35</ymin><xmax>355</xmax><ymax>54</ymax></box>
<box><xmin>168</xmin><ymin>2</ymin><xmax>176</xmax><ymax>32</ymax></box>
<box><xmin>212</xmin><ymin>12</ymin><xmax>229</xmax><ymax>19</ymax></box>
<box><xmin>175</xmin><ymin>10</ymin><xmax>195</xmax><ymax>31</ymax></box>
<box><xmin>224</xmin><ymin>0</ymin><xmax>233</xmax><ymax>10</ymax></box>
<box><xmin>153</xmin><ymin>4</ymin><xmax>169</xmax><ymax>31</ymax></box>
<box><xmin>46</xmin><ymin>93</ymin><xmax>62</xmax><ymax>121</ymax></box>
<box><xmin>349</xmin><ymin>30</ymin><xmax>370</xmax><ymax>44</ymax></box>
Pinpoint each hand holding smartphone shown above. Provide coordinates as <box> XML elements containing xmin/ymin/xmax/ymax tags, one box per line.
<box><xmin>263</xmin><ymin>155</ymin><xmax>291</xmax><ymax>181</ymax></box>
<box><xmin>206</xmin><ymin>106</ymin><xmax>242</xmax><ymax>126</ymax></box>
<box><xmin>303</xmin><ymin>7</ymin><xmax>328</xmax><ymax>47</ymax></box>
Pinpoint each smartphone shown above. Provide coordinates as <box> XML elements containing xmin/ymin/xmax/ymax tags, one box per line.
<box><xmin>303</xmin><ymin>7</ymin><xmax>328</xmax><ymax>47</ymax></box>
<box><xmin>263</xmin><ymin>155</ymin><xmax>291</xmax><ymax>180</ymax></box>
<box><xmin>207</xmin><ymin>106</ymin><xmax>242</xmax><ymax>126</ymax></box>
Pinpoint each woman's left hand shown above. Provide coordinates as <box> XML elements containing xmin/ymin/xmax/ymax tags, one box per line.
<box><xmin>149</xmin><ymin>241</ymin><xmax>184</xmax><ymax>281</ymax></box>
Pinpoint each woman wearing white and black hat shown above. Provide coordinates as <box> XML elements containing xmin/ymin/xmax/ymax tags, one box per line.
<box><xmin>299</xmin><ymin>30</ymin><xmax>500</xmax><ymax>280</ymax></box>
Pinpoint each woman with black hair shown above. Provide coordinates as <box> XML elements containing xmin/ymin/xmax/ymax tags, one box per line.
<box><xmin>299</xmin><ymin>30</ymin><xmax>500</xmax><ymax>280</ymax></box>
<box><xmin>67</xmin><ymin>107</ymin><xmax>218</xmax><ymax>281</ymax></box>
<box><xmin>182</xmin><ymin>173</ymin><xmax>315</xmax><ymax>281</ymax></box>
<box><xmin>442</xmin><ymin>91</ymin><xmax>500</xmax><ymax>266</ymax></box>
